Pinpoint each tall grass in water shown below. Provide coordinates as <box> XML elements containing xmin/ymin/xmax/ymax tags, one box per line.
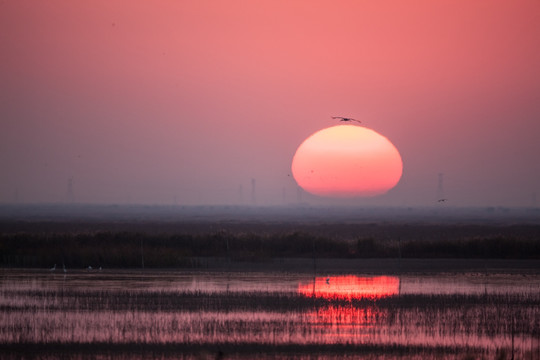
<box><xmin>1</xmin><ymin>285</ymin><xmax>539</xmax><ymax>359</ymax></box>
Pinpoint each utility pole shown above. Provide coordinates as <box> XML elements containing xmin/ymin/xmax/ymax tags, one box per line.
<box><xmin>140</xmin><ymin>238</ymin><xmax>145</xmax><ymax>270</ymax></box>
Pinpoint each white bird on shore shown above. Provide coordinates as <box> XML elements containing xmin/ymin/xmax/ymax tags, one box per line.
<box><xmin>49</xmin><ymin>264</ymin><xmax>56</xmax><ymax>272</ymax></box>
<box><xmin>63</xmin><ymin>263</ymin><xmax>67</xmax><ymax>273</ymax></box>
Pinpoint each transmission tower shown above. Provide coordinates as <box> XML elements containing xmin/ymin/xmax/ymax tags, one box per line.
<box><xmin>238</xmin><ymin>184</ymin><xmax>244</xmax><ymax>204</ymax></box>
<box><xmin>67</xmin><ymin>177</ymin><xmax>74</xmax><ymax>203</ymax></box>
<box><xmin>437</xmin><ymin>173</ymin><xmax>445</xmax><ymax>201</ymax></box>
<box><xmin>251</xmin><ymin>179</ymin><xmax>256</xmax><ymax>205</ymax></box>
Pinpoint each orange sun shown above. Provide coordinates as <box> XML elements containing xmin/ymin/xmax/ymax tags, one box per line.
<box><xmin>291</xmin><ymin>125</ymin><xmax>402</xmax><ymax>198</ymax></box>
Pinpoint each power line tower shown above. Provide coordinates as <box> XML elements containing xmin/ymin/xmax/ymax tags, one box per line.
<box><xmin>67</xmin><ymin>177</ymin><xmax>74</xmax><ymax>203</ymax></box>
<box><xmin>251</xmin><ymin>179</ymin><xmax>256</xmax><ymax>205</ymax></box>
<box><xmin>437</xmin><ymin>173</ymin><xmax>445</xmax><ymax>201</ymax></box>
<box><xmin>238</xmin><ymin>184</ymin><xmax>244</xmax><ymax>204</ymax></box>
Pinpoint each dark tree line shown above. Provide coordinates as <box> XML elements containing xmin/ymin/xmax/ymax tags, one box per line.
<box><xmin>1</xmin><ymin>228</ymin><xmax>539</xmax><ymax>268</ymax></box>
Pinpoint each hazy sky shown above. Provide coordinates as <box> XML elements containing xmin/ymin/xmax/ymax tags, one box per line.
<box><xmin>1</xmin><ymin>1</ymin><xmax>539</xmax><ymax>206</ymax></box>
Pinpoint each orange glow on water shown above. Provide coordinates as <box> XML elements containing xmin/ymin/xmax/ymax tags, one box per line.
<box><xmin>298</xmin><ymin>275</ymin><xmax>400</xmax><ymax>300</ymax></box>
<box><xmin>292</xmin><ymin>125</ymin><xmax>403</xmax><ymax>198</ymax></box>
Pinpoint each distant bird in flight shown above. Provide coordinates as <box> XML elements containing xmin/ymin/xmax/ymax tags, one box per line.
<box><xmin>437</xmin><ymin>198</ymin><xmax>448</xmax><ymax>203</ymax></box>
<box><xmin>332</xmin><ymin>116</ymin><xmax>361</xmax><ymax>124</ymax></box>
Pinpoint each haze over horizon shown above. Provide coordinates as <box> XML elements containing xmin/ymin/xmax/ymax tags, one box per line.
<box><xmin>2</xmin><ymin>1</ymin><xmax>539</xmax><ymax>207</ymax></box>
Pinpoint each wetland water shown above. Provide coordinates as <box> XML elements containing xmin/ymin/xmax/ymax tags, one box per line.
<box><xmin>1</xmin><ymin>268</ymin><xmax>539</xmax><ymax>359</ymax></box>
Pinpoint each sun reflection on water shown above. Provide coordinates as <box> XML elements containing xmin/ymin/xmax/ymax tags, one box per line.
<box><xmin>298</xmin><ymin>275</ymin><xmax>400</xmax><ymax>300</ymax></box>
<box><xmin>297</xmin><ymin>276</ymin><xmax>401</xmax><ymax>342</ymax></box>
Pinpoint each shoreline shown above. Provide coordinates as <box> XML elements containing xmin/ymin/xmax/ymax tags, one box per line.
<box><xmin>3</xmin><ymin>258</ymin><xmax>540</xmax><ymax>274</ymax></box>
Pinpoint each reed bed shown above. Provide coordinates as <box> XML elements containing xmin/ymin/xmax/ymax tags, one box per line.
<box><xmin>0</xmin><ymin>342</ymin><xmax>498</xmax><ymax>360</ymax></box>
<box><xmin>1</xmin><ymin>284</ymin><xmax>539</xmax><ymax>359</ymax></box>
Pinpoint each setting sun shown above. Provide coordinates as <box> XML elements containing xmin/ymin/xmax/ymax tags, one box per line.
<box><xmin>292</xmin><ymin>125</ymin><xmax>403</xmax><ymax>198</ymax></box>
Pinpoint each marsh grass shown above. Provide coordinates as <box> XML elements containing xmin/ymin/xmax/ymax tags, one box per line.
<box><xmin>1</xmin><ymin>283</ymin><xmax>539</xmax><ymax>359</ymax></box>
<box><xmin>0</xmin><ymin>342</ymin><xmax>501</xmax><ymax>360</ymax></box>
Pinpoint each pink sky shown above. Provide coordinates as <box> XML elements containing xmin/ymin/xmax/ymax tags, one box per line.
<box><xmin>1</xmin><ymin>1</ymin><xmax>539</xmax><ymax>206</ymax></box>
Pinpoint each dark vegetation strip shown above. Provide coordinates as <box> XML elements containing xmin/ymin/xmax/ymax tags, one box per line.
<box><xmin>3</xmin><ymin>289</ymin><xmax>539</xmax><ymax>314</ymax></box>
<box><xmin>2</xmin><ymin>225</ymin><xmax>540</xmax><ymax>268</ymax></box>
<box><xmin>0</xmin><ymin>341</ymin><xmax>481</xmax><ymax>358</ymax></box>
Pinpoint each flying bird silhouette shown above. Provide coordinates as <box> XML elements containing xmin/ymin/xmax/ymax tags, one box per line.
<box><xmin>331</xmin><ymin>116</ymin><xmax>361</xmax><ymax>123</ymax></box>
